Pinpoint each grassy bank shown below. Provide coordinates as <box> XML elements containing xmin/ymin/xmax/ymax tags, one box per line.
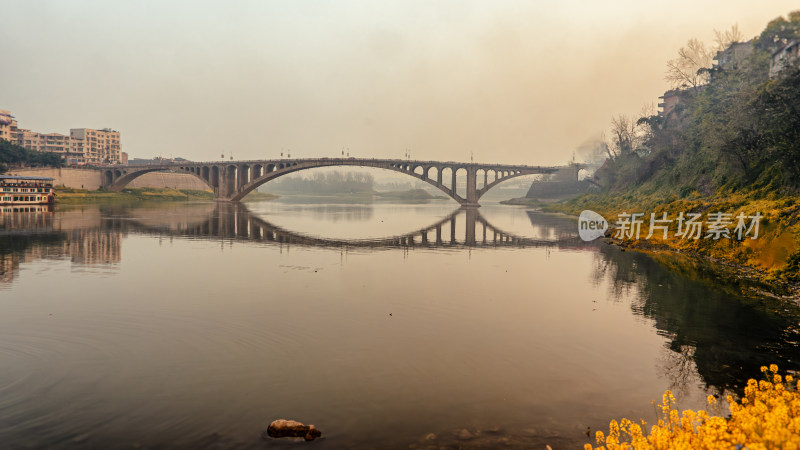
<box><xmin>55</xmin><ymin>187</ymin><xmax>278</xmax><ymax>203</ymax></box>
<box><xmin>546</xmin><ymin>190</ymin><xmax>800</xmax><ymax>296</ymax></box>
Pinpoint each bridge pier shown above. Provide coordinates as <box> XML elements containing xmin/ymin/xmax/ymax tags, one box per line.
<box><xmin>463</xmin><ymin>167</ymin><xmax>480</xmax><ymax>207</ymax></box>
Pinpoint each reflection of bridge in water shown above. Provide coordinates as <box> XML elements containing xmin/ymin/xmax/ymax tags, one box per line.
<box><xmin>131</xmin><ymin>203</ymin><xmax>589</xmax><ymax>250</ymax></box>
<box><xmin>0</xmin><ymin>204</ymin><xmax>594</xmax><ymax>287</ymax></box>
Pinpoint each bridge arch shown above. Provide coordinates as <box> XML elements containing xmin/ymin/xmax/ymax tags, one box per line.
<box><xmin>476</xmin><ymin>168</ymin><xmax>486</xmax><ymax>189</ymax></box>
<box><xmin>427</xmin><ymin>166</ymin><xmax>439</xmax><ymax>183</ymax></box>
<box><xmin>106</xmin><ymin>166</ymin><xmax>212</xmax><ymax>192</ymax></box>
<box><xmin>476</xmin><ymin>171</ymin><xmax>539</xmax><ymax>199</ymax></box>
<box><xmin>229</xmin><ymin>160</ymin><xmax>473</xmax><ymax>203</ymax></box>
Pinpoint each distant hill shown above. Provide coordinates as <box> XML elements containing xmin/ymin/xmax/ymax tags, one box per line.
<box><xmin>374</xmin><ymin>188</ymin><xmax>446</xmax><ymax>201</ymax></box>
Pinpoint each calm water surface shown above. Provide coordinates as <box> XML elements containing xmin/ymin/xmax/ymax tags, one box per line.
<box><xmin>1</xmin><ymin>200</ymin><xmax>800</xmax><ymax>449</ymax></box>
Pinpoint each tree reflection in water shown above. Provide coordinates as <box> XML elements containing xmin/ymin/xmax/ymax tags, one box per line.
<box><xmin>586</xmin><ymin>236</ymin><xmax>800</xmax><ymax>395</ymax></box>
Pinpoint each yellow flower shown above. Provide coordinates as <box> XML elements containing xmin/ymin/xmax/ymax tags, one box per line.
<box><xmin>586</xmin><ymin>365</ymin><xmax>800</xmax><ymax>450</ymax></box>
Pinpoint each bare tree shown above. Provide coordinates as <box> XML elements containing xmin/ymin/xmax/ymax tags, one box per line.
<box><xmin>600</xmin><ymin>131</ymin><xmax>615</xmax><ymax>161</ymax></box>
<box><xmin>714</xmin><ymin>24</ymin><xmax>744</xmax><ymax>51</ymax></box>
<box><xmin>665</xmin><ymin>38</ymin><xmax>713</xmax><ymax>90</ymax></box>
<box><xmin>639</xmin><ymin>102</ymin><xmax>657</xmax><ymax>118</ymax></box>
<box><xmin>607</xmin><ymin>114</ymin><xmax>643</xmax><ymax>159</ymax></box>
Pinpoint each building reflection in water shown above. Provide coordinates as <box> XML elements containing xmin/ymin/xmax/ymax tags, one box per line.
<box><xmin>0</xmin><ymin>206</ymin><xmax>122</xmax><ymax>287</ymax></box>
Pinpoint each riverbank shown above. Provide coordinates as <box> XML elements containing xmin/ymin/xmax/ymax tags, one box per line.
<box><xmin>55</xmin><ymin>187</ymin><xmax>278</xmax><ymax>203</ymax></box>
<box><xmin>545</xmin><ymin>190</ymin><xmax>800</xmax><ymax>299</ymax></box>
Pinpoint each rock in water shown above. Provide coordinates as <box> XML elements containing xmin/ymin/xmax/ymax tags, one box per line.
<box><xmin>266</xmin><ymin>419</ymin><xmax>322</xmax><ymax>441</ymax></box>
<box><xmin>456</xmin><ymin>428</ymin><xmax>475</xmax><ymax>440</ymax></box>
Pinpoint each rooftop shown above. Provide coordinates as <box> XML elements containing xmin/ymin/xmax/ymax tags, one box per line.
<box><xmin>0</xmin><ymin>175</ymin><xmax>55</xmax><ymax>181</ymax></box>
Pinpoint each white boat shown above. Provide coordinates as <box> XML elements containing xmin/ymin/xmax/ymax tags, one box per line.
<box><xmin>0</xmin><ymin>175</ymin><xmax>55</xmax><ymax>206</ymax></box>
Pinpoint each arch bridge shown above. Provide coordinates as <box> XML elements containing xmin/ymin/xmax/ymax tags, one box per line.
<box><xmin>99</xmin><ymin>158</ymin><xmax>574</xmax><ymax>207</ymax></box>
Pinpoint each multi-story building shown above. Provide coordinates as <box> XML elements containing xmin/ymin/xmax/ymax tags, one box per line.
<box><xmin>658</xmin><ymin>89</ymin><xmax>682</xmax><ymax>117</ymax></box>
<box><xmin>769</xmin><ymin>40</ymin><xmax>800</xmax><ymax>79</ymax></box>
<box><xmin>16</xmin><ymin>129</ymin><xmax>87</xmax><ymax>165</ymax></box>
<box><xmin>70</xmin><ymin>128</ymin><xmax>122</xmax><ymax>165</ymax></box>
<box><xmin>0</xmin><ymin>109</ymin><xmax>19</xmax><ymax>143</ymax></box>
<box><xmin>713</xmin><ymin>41</ymin><xmax>754</xmax><ymax>72</ymax></box>
<box><xmin>0</xmin><ymin>108</ymin><xmax>123</xmax><ymax>165</ymax></box>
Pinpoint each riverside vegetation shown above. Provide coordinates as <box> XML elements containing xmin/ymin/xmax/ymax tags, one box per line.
<box><xmin>0</xmin><ymin>138</ymin><xmax>62</xmax><ymax>172</ymax></box>
<box><xmin>568</xmin><ymin>11</ymin><xmax>800</xmax><ymax>448</ymax></box>
<box><xmin>551</xmin><ymin>11</ymin><xmax>800</xmax><ymax>295</ymax></box>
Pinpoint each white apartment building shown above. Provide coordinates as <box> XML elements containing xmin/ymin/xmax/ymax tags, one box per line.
<box><xmin>0</xmin><ymin>108</ymin><xmax>123</xmax><ymax>165</ymax></box>
<box><xmin>0</xmin><ymin>110</ymin><xmax>18</xmax><ymax>143</ymax></box>
<box><xmin>16</xmin><ymin>129</ymin><xmax>87</xmax><ymax>165</ymax></box>
<box><xmin>70</xmin><ymin>128</ymin><xmax>122</xmax><ymax>165</ymax></box>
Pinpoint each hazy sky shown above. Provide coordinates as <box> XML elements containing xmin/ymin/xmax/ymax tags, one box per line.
<box><xmin>1</xmin><ymin>1</ymin><xmax>797</xmax><ymax>165</ymax></box>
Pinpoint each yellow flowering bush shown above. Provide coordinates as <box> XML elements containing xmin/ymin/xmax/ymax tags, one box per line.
<box><xmin>586</xmin><ymin>365</ymin><xmax>800</xmax><ymax>450</ymax></box>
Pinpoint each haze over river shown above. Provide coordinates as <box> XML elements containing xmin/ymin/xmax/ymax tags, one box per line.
<box><xmin>2</xmin><ymin>199</ymin><xmax>800</xmax><ymax>449</ymax></box>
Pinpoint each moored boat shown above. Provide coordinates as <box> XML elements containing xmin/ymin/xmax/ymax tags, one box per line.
<box><xmin>0</xmin><ymin>175</ymin><xmax>55</xmax><ymax>205</ymax></box>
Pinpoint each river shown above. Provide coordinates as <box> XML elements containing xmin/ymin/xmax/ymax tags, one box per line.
<box><xmin>1</xmin><ymin>199</ymin><xmax>799</xmax><ymax>449</ymax></box>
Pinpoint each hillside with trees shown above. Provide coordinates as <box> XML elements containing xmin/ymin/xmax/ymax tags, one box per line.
<box><xmin>560</xmin><ymin>11</ymin><xmax>800</xmax><ymax>288</ymax></box>
<box><xmin>595</xmin><ymin>12</ymin><xmax>799</xmax><ymax>195</ymax></box>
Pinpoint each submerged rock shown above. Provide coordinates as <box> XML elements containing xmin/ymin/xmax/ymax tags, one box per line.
<box><xmin>265</xmin><ymin>419</ymin><xmax>322</xmax><ymax>441</ymax></box>
<box><xmin>480</xmin><ymin>426</ymin><xmax>502</xmax><ymax>435</ymax></box>
<box><xmin>456</xmin><ymin>428</ymin><xmax>475</xmax><ymax>440</ymax></box>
